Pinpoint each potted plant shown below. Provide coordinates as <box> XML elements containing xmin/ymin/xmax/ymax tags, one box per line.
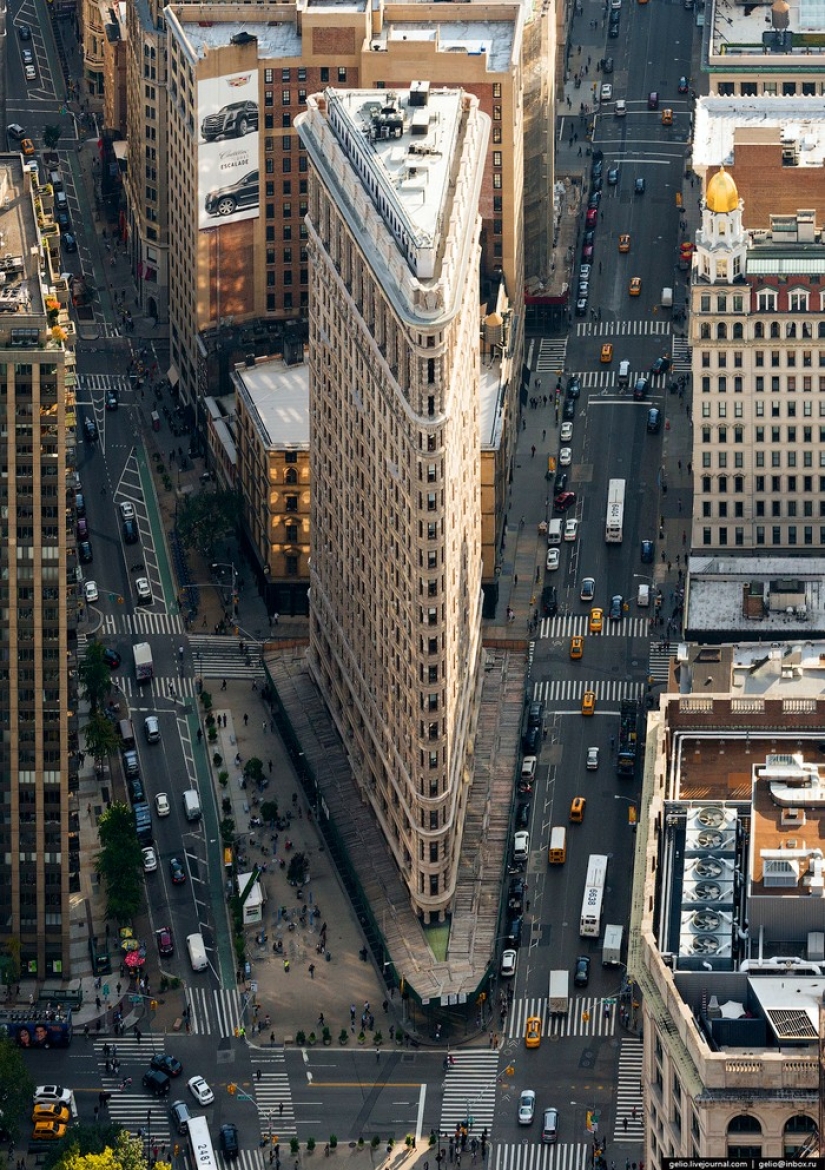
<box><xmin>329</xmin><ymin>1136</ymin><xmax>337</xmax><ymax>1150</ymax></box>
<box><xmin>307</xmin><ymin>1138</ymin><xmax>316</xmax><ymax>1153</ymax></box>
<box><xmin>339</xmin><ymin>1029</ymin><xmax>349</xmax><ymax>1045</ymax></box>
<box><xmin>322</xmin><ymin>1026</ymin><xmax>332</xmax><ymax>1046</ymax></box>
<box><xmin>370</xmin><ymin>1137</ymin><xmax>380</xmax><ymax>1150</ymax></box>
<box><xmin>357</xmin><ymin>1031</ymin><xmax>366</xmax><ymax>1045</ymax></box>
<box><xmin>308</xmin><ymin>1032</ymin><xmax>317</xmax><ymax>1046</ymax></box>
<box><xmin>295</xmin><ymin>1029</ymin><xmax>306</xmax><ymax>1046</ymax></box>
<box><xmin>290</xmin><ymin>1138</ymin><xmax>300</xmax><ymax>1155</ymax></box>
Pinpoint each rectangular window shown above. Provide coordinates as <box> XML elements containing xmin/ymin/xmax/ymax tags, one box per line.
<box><xmin>282</xmin><ymin>90</ymin><xmax>291</xmax><ymax>105</ymax></box>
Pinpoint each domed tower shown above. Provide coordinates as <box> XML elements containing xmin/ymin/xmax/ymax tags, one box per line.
<box><xmin>695</xmin><ymin>167</ymin><xmax>747</xmax><ymax>284</ymax></box>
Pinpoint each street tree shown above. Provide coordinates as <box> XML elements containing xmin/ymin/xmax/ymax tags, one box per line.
<box><xmin>176</xmin><ymin>488</ymin><xmax>239</xmax><ymax>560</ymax></box>
<box><xmin>96</xmin><ymin>803</ymin><xmax>143</xmax><ymax>923</ymax></box>
<box><xmin>287</xmin><ymin>851</ymin><xmax>308</xmax><ymax>886</ymax></box>
<box><xmin>79</xmin><ymin>643</ymin><xmax>111</xmax><ymax>713</ymax></box>
<box><xmin>84</xmin><ymin>711</ymin><xmax>119</xmax><ymax>765</ymax></box>
<box><xmin>43</xmin><ymin>125</ymin><xmax>62</xmax><ymax>150</ymax></box>
<box><xmin>0</xmin><ymin>1036</ymin><xmax>35</xmax><ymax>1141</ymax></box>
<box><xmin>44</xmin><ymin>1128</ymin><xmax>160</xmax><ymax>1170</ymax></box>
<box><xmin>243</xmin><ymin>757</ymin><xmax>264</xmax><ymax>786</ymax></box>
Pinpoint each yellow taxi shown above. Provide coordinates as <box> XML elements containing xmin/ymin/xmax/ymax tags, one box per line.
<box><xmin>570</xmin><ymin>635</ymin><xmax>584</xmax><ymax>659</ymax></box>
<box><xmin>570</xmin><ymin>796</ymin><xmax>587</xmax><ymax>823</ymax></box>
<box><xmin>589</xmin><ymin>607</ymin><xmax>603</xmax><ymax>634</ymax></box>
<box><xmin>32</xmin><ymin>1105</ymin><xmax>70</xmax><ymax>1124</ymax></box>
<box><xmin>525</xmin><ymin>1015</ymin><xmax>542</xmax><ymax>1048</ymax></box>
<box><xmin>32</xmin><ymin>1121</ymin><xmax>68</xmax><ymax>1142</ymax></box>
<box><xmin>20</xmin><ymin>138</ymin><xmax>35</xmax><ymax>156</ymax></box>
<box><xmin>618</xmin><ymin>233</ymin><xmax>631</xmax><ymax>253</ymax></box>
<box><xmin>629</xmin><ymin>276</ymin><xmax>642</xmax><ymax>297</ymax></box>
<box><xmin>600</xmin><ymin>343</ymin><xmax>613</xmax><ymax>364</ymax></box>
<box><xmin>581</xmin><ymin>689</ymin><xmax>596</xmax><ymax>716</ymax></box>
<box><xmin>662</xmin><ymin>108</ymin><xmax>673</xmax><ymax>126</ymax></box>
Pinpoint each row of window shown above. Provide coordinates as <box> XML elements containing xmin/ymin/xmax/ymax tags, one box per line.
<box><xmin>700</xmin><ymin>525</ymin><xmax>824</xmax><ymax>546</ymax></box>
<box><xmin>703</xmin><ymin>377</ymin><xmax>825</xmax><ymax>395</ymax></box>
<box><xmin>701</xmin><ymin>349</ymin><xmax>825</xmax><ymax>368</ymax></box>
<box><xmin>700</xmin><ymin>322</ymin><xmax>825</xmax><ymax>340</ymax></box>
<box><xmin>702</xmin><ymin>474</ymin><xmax>825</xmax><ymax>493</ymax></box>
<box><xmin>701</xmin><ymin>500</ymin><xmax>825</xmax><ymax>519</ymax></box>
<box><xmin>700</xmin><ymin>292</ymin><xmax>825</xmax><ymax>315</ymax></box>
<box><xmin>715</xmin><ymin>80</ymin><xmax>823</xmax><ymax>97</ymax></box>
<box><xmin>702</xmin><ymin>402</ymin><xmax>825</xmax><ymax>420</ymax></box>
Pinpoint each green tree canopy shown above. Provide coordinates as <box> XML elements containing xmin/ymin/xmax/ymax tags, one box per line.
<box><xmin>0</xmin><ymin>1037</ymin><xmax>35</xmax><ymax>1140</ymax></box>
<box><xmin>243</xmin><ymin>757</ymin><xmax>264</xmax><ymax>784</ymax></box>
<box><xmin>79</xmin><ymin>643</ymin><xmax>112</xmax><ymax>713</ymax></box>
<box><xmin>96</xmin><ymin>803</ymin><xmax>143</xmax><ymax>923</ymax></box>
<box><xmin>84</xmin><ymin>711</ymin><xmax>120</xmax><ymax>763</ymax></box>
<box><xmin>176</xmin><ymin>488</ymin><xmax>239</xmax><ymax>560</ymax></box>
<box><xmin>44</xmin><ymin>1127</ymin><xmax>163</xmax><ymax>1170</ymax></box>
<box><xmin>43</xmin><ymin>125</ymin><xmax>62</xmax><ymax>150</ymax></box>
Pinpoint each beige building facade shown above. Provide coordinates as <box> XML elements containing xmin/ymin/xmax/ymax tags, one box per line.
<box><xmin>298</xmin><ymin>86</ymin><xmax>487</xmax><ymax>921</ymax></box>
<box><xmin>0</xmin><ymin>157</ymin><xmax>78</xmax><ymax>978</ymax></box>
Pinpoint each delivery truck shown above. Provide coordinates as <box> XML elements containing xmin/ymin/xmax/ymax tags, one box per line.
<box><xmin>134</xmin><ymin>641</ymin><xmax>153</xmax><ymax>683</ymax></box>
<box><xmin>548</xmin><ymin>969</ymin><xmax>570</xmax><ymax>1016</ymax></box>
<box><xmin>602</xmin><ymin>924</ymin><xmax>624</xmax><ymax>966</ymax></box>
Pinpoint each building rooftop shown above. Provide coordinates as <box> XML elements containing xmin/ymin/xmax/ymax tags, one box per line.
<box><xmin>684</xmin><ymin>554</ymin><xmax>825</xmax><ymax>640</ymax></box>
<box><xmin>0</xmin><ymin>156</ymin><xmax>44</xmax><ymax>321</ymax></box>
<box><xmin>233</xmin><ymin>358</ymin><xmax>309</xmax><ymax>448</ymax></box>
<box><xmin>171</xmin><ymin>14</ymin><xmax>303</xmax><ymax>59</ymax></box>
<box><xmin>693</xmin><ymin>96</ymin><xmax>825</xmax><ymax>171</ymax></box>
<box><xmin>709</xmin><ymin>0</ymin><xmax>825</xmax><ymax>59</ymax></box>
<box><xmin>371</xmin><ymin>20</ymin><xmax>516</xmax><ymax>72</ymax></box>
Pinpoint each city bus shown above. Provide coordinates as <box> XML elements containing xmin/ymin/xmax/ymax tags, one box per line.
<box><xmin>580</xmin><ymin>854</ymin><xmax>609</xmax><ymax>938</ymax></box>
<box><xmin>604</xmin><ymin>479</ymin><xmax>626</xmax><ymax>543</ymax></box>
<box><xmin>187</xmin><ymin>1115</ymin><xmax>218</xmax><ymax>1170</ymax></box>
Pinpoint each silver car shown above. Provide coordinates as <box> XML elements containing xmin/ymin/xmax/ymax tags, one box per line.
<box><xmin>518</xmin><ymin>1090</ymin><xmax>536</xmax><ymax>1125</ymax></box>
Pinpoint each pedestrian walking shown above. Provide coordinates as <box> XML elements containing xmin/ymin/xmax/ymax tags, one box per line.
<box><xmin>308</xmin><ymin>963</ymin><xmax>315</xmax><ymax>979</ymax></box>
<box><xmin>622</xmin><ymin>1119</ymin><xmax>628</xmax><ymax>1132</ymax></box>
<box><xmin>221</xmin><ymin>679</ymin><xmax>227</xmax><ymax>690</ymax></box>
<box><xmin>514</xmin><ymin>574</ymin><xmax>518</xmax><ymax>587</ymax></box>
<box><xmin>256</xmin><ymin>1068</ymin><xmax>262</xmax><ymax>1081</ymax></box>
<box><xmin>531</xmin><ymin>445</ymin><xmax>536</xmax><ymax>457</ymax></box>
<box><xmin>135</xmin><ymin>1026</ymin><xmax>141</xmax><ymax>1042</ymax></box>
<box><xmin>682</xmin><ymin>530</ymin><xmax>687</xmax><ymax>544</ymax></box>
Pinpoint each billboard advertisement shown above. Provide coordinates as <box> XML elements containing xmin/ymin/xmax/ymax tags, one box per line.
<box><xmin>198</xmin><ymin>71</ymin><xmax>260</xmax><ymax>231</ymax></box>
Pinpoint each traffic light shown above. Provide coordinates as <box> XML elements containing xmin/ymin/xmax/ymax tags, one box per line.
<box><xmin>150</xmin><ymin>999</ymin><xmax>158</xmax><ymax>1010</ymax></box>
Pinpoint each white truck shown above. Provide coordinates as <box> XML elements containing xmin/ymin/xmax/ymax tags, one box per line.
<box><xmin>548</xmin><ymin>969</ymin><xmax>570</xmax><ymax>1016</ymax></box>
<box><xmin>602</xmin><ymin>923</ymin><xmax>624</xmax><ymax>966</ymax></box>
<box><xmin>661</xmin><ymin>287</ymin><xmax>673</xmax><ymax>308</ymax></box>
<box><xmin>134</xmin><ymin>641</ymin><xmax>153</xmax><ymax>683</ymax></box>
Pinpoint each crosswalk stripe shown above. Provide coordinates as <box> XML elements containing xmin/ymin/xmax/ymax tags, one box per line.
<box><xmin>575</xmin><ymin>320</ymin><xmax>671</xmax><ymax>338</ymax></box>
<box><xmin>612</xmin><ymin>1039</ymin><xmax>645</xmax><ymax>1142</ymax></box>
<box><xmin>439</xmin><ymin>1050</ymin><xmax>500</xmax><ymax>1136</ymax></box>
<box><xmin>124</xmin><ymin>612</ymin><xmax>185</xmax><ymax>636</ymax></box>
<box><xmin>535</xmin><ymin>337</ymin><xmax>568</xmax><ymax>376</ymax></box>
<box><xmin>187</xmin><ymin>987</ymin><xmax>243</xmax><ymax>1037</ymax></box>
<box><xmin>492</xmin><ymin>1144</ymin><xmax>590</xmax><ymax>1170</ymax></box>
<box><xmin>188</xmin><ymin>634</ymin><xmax>266</xmax><ymax>680</ymax></box>
<box><xmin>538</xmin><ymin>616</ymin><xmax>649</xmax><ymax>640</ymax></box>
<box><xmin>531</xmin><ymin>679</ymin><xmax>645</xmax><ymax>704</ymax></box>
<box><xmin>115</xmin><ymin>675</ymin><xmax>197</xmax><ymax>700</ymax></box>
<box><xmin>506</xmin><ymin>997</ymin><xmax>617</xmax><ymax>1040</ymax></box>
<box><xmin>648</xmin><ymin>642</ymin><xmax>674</xmax><ymax>682</ymax></box>
<box><xmin>92</xmin><ymin>1039</ymin><xmax>173</xmax><ymax>1142</ymax></box>
<box><xmin>251</xmin><ymin>1050</ymin><xmax>298</xmax><ymax>1137</ymax></box>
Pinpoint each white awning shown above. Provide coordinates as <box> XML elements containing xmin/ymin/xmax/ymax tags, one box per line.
<box><xmin>166</xmin><ymin>364</ymin><xmax>180</xmax><ymax>387</ymax></box>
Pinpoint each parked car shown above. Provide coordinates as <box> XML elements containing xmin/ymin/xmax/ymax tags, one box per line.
<box><xmin>135</xmin><ymin>577</ymin><xmax>152</xmax><ymax>603</ymax></box>
<box><xmin>641</xmin><ymin>539</ymin><xmax>655</xmax><ymax>563</ymax></box>
<box><xmin>554</xmin><ymin>491</ymin><xmax>576</xmax><ymax>512</ymax></box>
<box><xmin>546</xmin><ymin>547</ymin><xmax>560</xmax><ymax>572</ymax></box>
<box><xmin>156</xmin><ymin>926</ymin><xmax>174</xmax><ymax>957</ymax></box>
<box><xmin>500</xmin><ymin>949</ymin><xmax>517</xmax><ymax>977</ymax></box>
<box><xmin>142</xmin><ymin>846</ymin><xmax>158</xmax><ymax>873</ymax></box>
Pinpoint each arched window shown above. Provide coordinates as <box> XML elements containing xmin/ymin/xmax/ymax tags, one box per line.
<box><xmin>770</xmin><ymin>321</ymin><xmax>780</xmax><ymax>339</ymax></box>
<box><xmin>733</xmin><ymin>322</ymin><xmax>743</xmax><ymax>339</ymax></box>
<box><xmin>285</xmin><ymin>468</ymin><xmax>298</xmax><ymax>485</ymax></box>
<box><xmin>783</xmin><ymin>1114</ymin><xmax>816</xmax><ymax>1157</ymax></box>
<box><xmin>700</xmin><ymin>323</ymin><xmax>711</xmax><ymax>340</ymax></box>
<box><xmin>717</xmin><ymin>322</ymin><xmax>727</xmax><ymax>340</ymax></box>
<box><xmin>754</xmin><ymin>321</ymin><xmax>765</xmax><ymax>339</ymax></box>
<box><xmin>727</xmin><ymin>1113</ymin><xmax>762</xmax><ymax>1159</ymax></box>
<box><xmin>818</xmin><ymin>321</ymin><xmax>825</xmax><ymax>338</ymax></box>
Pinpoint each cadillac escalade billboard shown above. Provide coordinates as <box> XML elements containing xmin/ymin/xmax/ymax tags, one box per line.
<box><xmin>198</xmin><ymin>71</ymin><xmax>260</xmax><ymax>231</ymax></box>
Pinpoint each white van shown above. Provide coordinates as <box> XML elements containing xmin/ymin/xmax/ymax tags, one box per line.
<box><xmin>182</xmin><ymin>789</ymin><xmax>201</xmax><ymax>821</ymax></box>
<box><xmin>186</xmin><ymin>933</ymin><xmax>208</xmax><ymax>972</ymax></box>
<box><xmin>547</xmin><ymin>518</ymin><xmax>563</xmax><ymax>546</ymax></box>
<box><xmin>637</xmin><ymin>583</ymin><xmax>650</xmax><ymax>607</ymax></box>
<box><xmin>618</xmin><ymin>360</ymin><xmax>630</xmax><ymax>387</ymax></box>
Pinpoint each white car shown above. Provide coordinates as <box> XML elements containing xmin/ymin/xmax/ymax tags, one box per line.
<box><xmin>135</xmin><ymin>577</ymin><xmax>152</xmax><ymax>603</ymax></box>
<box><xmin>119</xmin><ymin>501</ymin><xmax>135</xmax><ymax>521</ymax></box>
<box><xmin>546</xmin><ymin>548</ymin><xmax>560</xmax><ymax>571</ymax></box>
<box><xmin>600</xmin><ymin>84</ymin><xmax>613</xmax><ymax>102</ymax></box>
<box><xmin>188</xmin><ymin>1076</ymin><xmax>215</xmax><ymax>1106</ymax></box>
<box><xmin>142</xmin><ymin>846</ymin><xmax>158</xmax><ymax>873</ymax></box>
<box><xmin>560</xmin><ymin>422</ymin><xmax>574</xmax><ymax>443</ymax></box>
<box><xmin>580</xmin><ymin>577</ymin><xmax>596</xmax><ymax>602</ymax></box>
<box><xmin>155</xmin><ymin>792</ymin><xmax>170</xmax><ymax>817</ymax></box>
<box><xmin>513</xmin><ymin>830</ymin><xmax>530</xmax><ymax>863</ymax></box>
<box><xmin>84</xmin><ymin>580</ymin><xmax>99</xmax><ymax>603</ymax></box>
<box><xmin>25</xmin><ymin>64</ymin><xmax>36</xmax><ymax>81</ymax></box>
<box><xmin>521</xmin><ymin>756</ymin><xmax>537</xmax><ymax>782</ymax></box>
<box><xmin>564</xmin><ymin>518</ymin><xmax>579</xmax><ymax>542</ymax></box>
<box><xmin>518</xmin><ymin>1089</ymin><xmax>536</xmax><ymax>1126</ymax></box>
<box><xmin>559</xmin><ymin>447</ymin><xmax>572</xmax><ymax>467</ymax></box>
<box><xmin>586</xmin><ymin>747</ymin><xmax>600</xmax><ymax>771</ymax></box>
<box><xmin>33</xmin><ymin>1087</ymin><xmax>73</xmax><ymax>1108</ymax></box>
<box><xmin>500</xmin><ymin>949</ymin><xmax>517</xmax><ymax>978</ymax></box>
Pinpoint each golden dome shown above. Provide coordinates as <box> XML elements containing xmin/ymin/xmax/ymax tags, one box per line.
<box><xmin>706</xmin><ymin>167</ymin><xmax>740</xmax><ymax>214</ymax></box>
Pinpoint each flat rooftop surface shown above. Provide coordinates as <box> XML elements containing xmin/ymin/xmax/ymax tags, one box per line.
<box><xmin>0</xmin><ymin>156</ymin><xmax>43</xmax><ymax>319</ymax></box>
<box><xmin>686</xmin><ymin>554</ymin><xmax>825</xmax><ymax>636</ymax></box>
<box><xmin>693</xmin><ymin>96</ymin><xmax>825</xmax><ymax>170</ymax></box>
<box><xmin>709</xmin><ymin>0</ymin><xmax>825</xmax><ymax>53</ymax></box>
<box><xmin>373</xmin><ymin>20</ymin><xmax>516</xmax><ymax>72</ymax></box>
<box><xmin>175</xmin><ymin>17</ymin><xmax>303</xmax><ymax>58</ymax></box>
<box><xmin>234</xmin><ymin>360</ymin><xmax>309</xmax><ymax>447</ymax></box>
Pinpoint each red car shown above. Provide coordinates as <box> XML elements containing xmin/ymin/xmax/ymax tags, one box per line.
<box><xmin>156</xmin><ymin>926</ymin><xmax>174</xmax><ymax>956</ymax></box>
<box><xmin>585</xmin><ymin>208</ymin><xmax>598</xmax><ymax>228</ymax></box>
<box><xmin>554</xmin><ymin>491</ymin><xmax>577</xmax><ymax>512</ymax></box>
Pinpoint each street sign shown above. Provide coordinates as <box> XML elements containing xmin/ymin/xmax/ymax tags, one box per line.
<box><xmin>103</xmin><ymin>984</ymin><xmax>110</xmax><ymax>997</ymax></box>
<box><xmin>130</xmin><ymin>995</ymin><xmax>142</xmax><ymax>1004</ymax></box>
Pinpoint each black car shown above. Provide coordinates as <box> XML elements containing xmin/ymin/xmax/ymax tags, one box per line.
<box><xmin>608</xmin><ymin>18</ymin><xmax>620</xmax><ymax>35</ymax></box>
<box><xmin>169</xmin><ymin>857</ymin><xmax>186</xmax><ymax>885</ymax></box>
<box><xmin>516</xmin><ymin>801</ymin><xmax>531</xmax><ymax>829</ymax></box>
<box><xmin>609</xmin><ymin>594</ymin><xmax>624</xmax><ymax>621</ymax></box>
<box><xmin>563</xmin><ymin>398</ymin><xmax>576</xmax><ymax>421</ymax></box>
<box><xmin>608</xmin><ymin>7</ymin><xmax>621</xmax><ymax>23</ymax></box>
<box><xmin>554</xmin><ymin>472</ymin><xmax>568</xmax><ymax>494</ymax></box>
<box><xmin>83</xmin><ymin>417</ymin><xmax>97</xmax><ymax>441</ymax></box>
<box><xmin>641</xmin><ymin>540</ymin><xmax>655</xmax><ymax>563</ymax></box>
<box><xmin>204</xmin><ymin>170</ymin><xmax>259</xmax><ymax>218</ymax></box>
<box><xmin>103</xmin><ymin>648</ymin><xmax>122</xmax><ymax>669</ymax></box>
<box><xmin>78</xmin><ymin>541</ymin><xmax>93</xmax><ymax>564</ymax></box>
<box><xmin>591</xmin><ymin>174</ymin><xmax>603</xmax><ymax>192</ymax></box>
<box><xmin>588</xmin><ymin>191</ymin><xmax>602</xmax><ymax>209</ymax></box>
<box><xmin>56</xmin><ymin>209</ymin><xmax>72</xmax><ymax>232</ymax></box>
<box><xmin>106</xmin><ymin>390</ymin><xmax>118</xmax><ymax>411</ymax></box>
<box><xmin>62</xmin><ymin>232</ymin><xmax>78</xmax><ymax>253</ymax></box>
<box><xmin>633</xmin><ymin>377</ymin><xmax>650</xmax><ymax>400</ymax></box>
<box><xmin>527</xmin><ymin>700</ymin><xmax>544</xmax><ymax>730</ymax></box>
<box><xmin>128</xmin><ymin>777</ymin><xmax>146</xmax><ymax>805</ymax></box>
<box><xmin>201</xmin><ymin>101</ymin><xmax>259</xmax><ymax>142</ymax></box>
<box><xmin>506</xmin><ymin>917</ymin><xmax>523</xmax><ymax>946</ymax></box>
<box><xmin>151</xmin><ymin>1054</ymin><xmax>183</xmax><ymax>1078</ymax></box>
<box><xmin>219</xmin><ymin>1125</ymin><xmax>239</xmax><ymax>1160</ymax></box>
<box><xmin>18</xmin><ymin>22</ymin><xmax>32</xmax><ymax>39</ymax></box>
<box><xmin>591</xmin><ymin>160</ymin><xmax>603</xmax><ymax>180</ymax></box>
<box><xmin>542</xmin><ymin>585</ymin><xmax>558</xmax><ymax>616</ymax></box>
<box><xmin>522</xmin><ymin>725</ymin><xmax>540</xmax><ymax>755</ymax></box>
<box><xmin>142</xmin><ymin>1071</ymin><xmax>170</xmax><ymax>1097</ymax></box>
<box><xmin>634</xmin><ymin>177</ymin><xmax>646</xmax><ymax>194</ymax></box>
<box><xmin>582</xmin><ymin>229</ymin><xmax>596</xmax><ymax>246</ymax></box>
<box><xmin>122</xmin><ymin>518</ymin><xmax>139</xmax><ymax>544</ymax></box>
<box><xmin>602</xmin><ymin>56</ymin><xmax>614</xmax><ymax>74</ymax></box>
<box><xmin>650</xmin><ymin>356</ymin><xmax>671</xmax><ymax>376</ymax></box>
<box><xmin>566</xmin><ymin>377</ymin><xmax>581</xmax><ymax>399</ymax></box>
<box><xmin>574</xmin><ymin>956</ymin><xmax>591</xmax><ymax>987</ymax></box>
<box><xmin>591</xmin><ymin>149</ymin><xmax>604</xmax><ymax>164</ymax></box>
<box><xmin>508</xmin><ymin>877</ymin><xmax>526</xmax><ymax>912</ymax></box>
